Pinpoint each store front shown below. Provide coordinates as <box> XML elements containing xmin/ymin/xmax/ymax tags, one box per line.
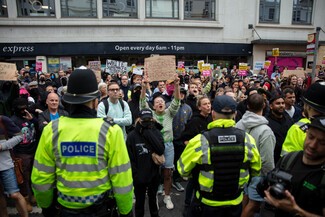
<box><xmin>0</xmin><ymin>42</ymin><xmax>252</xmax><ymax>73</ymax></box>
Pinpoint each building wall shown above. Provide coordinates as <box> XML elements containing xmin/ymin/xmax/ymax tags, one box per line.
<box><xmin>0</xmin><ymin>0</ymin><xmax>324</xmax><ymax>66</ymax></box>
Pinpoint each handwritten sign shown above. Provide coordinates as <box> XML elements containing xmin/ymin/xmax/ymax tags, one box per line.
<box><xmin>144</xmin><ymin>55</ymin><xmax>176</xmax><ymax>81</ymax></box>
<box><xmin>282</xmin><ymin>70</ymin><xmax>306</xmax><ymax>78</ymax></box>
<box><xmin>88</xmin><ymin>61</ymin><xmax>101</xmax><ymax>71</ymax></box>
<box><xmin>0</xmin><ymin>62</ymin><xmax>17</xmax><ymax>81</ymax></box>
<box><xmin>238</xmin><ymin>63</ymin><xmax>248</xmax><ymax>76</ymax></box>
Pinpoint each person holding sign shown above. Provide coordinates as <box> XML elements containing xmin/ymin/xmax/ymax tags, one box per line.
<box><xmin>140</xmin><ymin>73</ymin><xmax>180</xmax><ymax>210</ymax></box>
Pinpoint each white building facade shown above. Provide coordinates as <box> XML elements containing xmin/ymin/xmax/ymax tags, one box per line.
<box><xmin>0</xmin><ymin>0</ymin><xmax>324</xmax><ymax>74</ymax></box>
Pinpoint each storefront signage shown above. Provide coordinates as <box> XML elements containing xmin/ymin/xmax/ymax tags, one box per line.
<box><xmin>0</xmin><ymin>42</ymin><xmax>252</xmax><ymax>57</ymax></box>
<box><xmin>266</xmin><ymin>51</ymin><xmax>306</xmax><ymax>57</ymax></box>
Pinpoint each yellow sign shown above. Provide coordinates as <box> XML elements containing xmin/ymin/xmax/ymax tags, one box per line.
<box><xmin>272</xmin><ymin>48</ymin><xmax>279</xmax><ymax>56</ymax></box>
<box><xmin>197</xmin><ymin>60</ymin><xmax>204</xmax><ymax>72</ymax></box>
<box><xmin>48</xmin><ymin>58</ymin><xmax>60</xmax><ymax>64</ymax></box>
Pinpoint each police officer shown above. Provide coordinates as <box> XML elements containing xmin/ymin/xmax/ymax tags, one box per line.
<box><xmin>177</xmin><ymin>95</ymin><xmax>261</xmax><ymax>217</ymax></box>
<box><xmin>281</xmin><ymin>81</ymin><xmax>325</xmax><ymax>156</ymax></box>
<box><xmin>31</xmin><ymin>69</ymin><xmax>133</xmax><ymax>217</ymax></box>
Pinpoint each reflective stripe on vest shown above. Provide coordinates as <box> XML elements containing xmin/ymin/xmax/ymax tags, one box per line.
<box><xmin>58</xmin><ymin>191</ymin><xmax>105</xmax><ymax>204</ymax></box>
<box><xmin>52</xmin><ymin>119</ymin><xmax>110</xmax><ymax>189</ymax></box>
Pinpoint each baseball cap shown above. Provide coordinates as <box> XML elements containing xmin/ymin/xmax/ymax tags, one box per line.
<box><xmin>132</xmin><ymin>83</ymin><xmax>142</xmax><ymax>90</ymax></box>
<box><xmin>309</xmin><ymin>116</ymin><xmax>325</xmax><ymax>132</ymax></box>
<box><xmin>212</xmin><ymin>95</ymin><xmax>237</xmax><ymax>114</ymax></box>
<box><xmin>139</xmin><ymin>108</ymin><xmax>153</xmax><ymax>120</ymax></box>
<box><xmin>180</xmin><ymin>87</ymin><xmax>187</xmax><ymax>95</ymax></box>
<box><xmin>269</xmin><ymin>93</ymin><xmax>284</xmax><ymax>103</ymax></box>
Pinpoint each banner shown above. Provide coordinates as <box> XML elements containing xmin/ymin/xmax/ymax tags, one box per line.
<box><xmin>0</xmin><ymin>62</ymin><xmax>17</xmax><ymax>81</ymax></box>
<box><xmin>144</xmin><ymin>55</ymin><xmax>176</xmax><ymax>81</ymax></box>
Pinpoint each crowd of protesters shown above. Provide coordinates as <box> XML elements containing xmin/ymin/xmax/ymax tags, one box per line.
<box><xmin>0</xmin><ymin>63</ymin><xmax>325</xmax><ymax>217</ymax></box>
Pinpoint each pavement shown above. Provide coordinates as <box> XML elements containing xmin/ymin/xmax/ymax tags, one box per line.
<box><xmin>7</xmin><ymin>181</ymin><xmax>187</xmax><ymax>217</ymax></box>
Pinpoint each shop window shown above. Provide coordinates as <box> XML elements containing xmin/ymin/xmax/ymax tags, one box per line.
<box><xmin>184</xmin><ymin>0</ymin><xmax>215</xmax><ymax>20</ymax></box>
<box><xmin>103</xmin><ymin>0</ymin><xmax>137</xmax><ymax>18</ymax></box>
<box><xmin>0</xmin><ymin>0</ymin><xmax>7</xmax><ymax>17</ymax></box>
<box><xmin>146</xmin><ymin>0</ymin><xmax>178</xmax><ymax>19</ymax></box>
<box><xmin>61</xmin><ymin>0</ymin><xmax>97</xmax><ymax>17</ymax></box>
<box><xmin>259</xmin><ymin>0</ymin><xmax>280</xmax><ymax>23</ymax></box>
<box><xmin>16</xmin><ymin>0</ymin><xmax>55</xmax><ymax>17</ymax></box>
<box><xmin>292</xmin><ymin>0</ymin><xmax>313</xmax><ymax>25</ymax></box>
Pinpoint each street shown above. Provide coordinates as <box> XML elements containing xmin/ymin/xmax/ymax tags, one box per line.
<box><xmin>8</xmin><ymin>181</ymin><xmax>187</xmax><ymax>217</ymax></box>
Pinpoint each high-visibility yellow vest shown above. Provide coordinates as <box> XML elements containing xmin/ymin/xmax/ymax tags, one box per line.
<box><xmin>281</xmin><ymin>118</ymin><xmax>309</xmax><ymax>156</ymax></box>
<box><xmin>31</xmin><ymin>117</ymin><xmax>133</xmax><ymax>215</ymax></box>
<box><xmin>178</xmin><ymin>119</ymin><xmax>261</xmax><ymax>206</ymax></box>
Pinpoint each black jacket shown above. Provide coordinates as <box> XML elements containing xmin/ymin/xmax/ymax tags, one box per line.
<box><xmin>126</xmin><ymin>122</ymin><xmax>164</xmax><ymax>185</ymax></box>
<box><xmin>38</xmin><ymin>109</ymin><xmax>69</xmax><ymax>132</ymax></box>
<box><xmin>181</xmin><ymin>113</ymin><xmax>212</xmax><ymax>143</ymax></box>
<box><xmin>266</xmin><ymin>112</ymin><xmax>294</xmax><ymax>164</ymax></box>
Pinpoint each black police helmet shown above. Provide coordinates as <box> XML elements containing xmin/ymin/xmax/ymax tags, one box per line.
<box><xmin>62</xmin><ymin>69</ymin><xmax>100</xmax><ymax>104</ymax></box>
<box><xmin>302</xmin><ymin>81</ymin><xmax>325</xmax><ymax>113</ymax></box>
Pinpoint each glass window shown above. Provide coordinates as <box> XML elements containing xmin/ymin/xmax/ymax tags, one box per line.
<box><xmin>61</xmin><ymin>0</ymin><xmax>97</xmax><ymax>17</ymax></box>
<box><xmin>16</xmin><ymin>0</ymin><xmax>55</xmax><ymax>17</ymax></box>
<box><xmin>184</xmin><ymin>0</ymin><xmax>215</xmax><ymax>20</ymax></box>
<box><xmin>292</xmin><ymin>0</ymin><xmax>313</xmax><ymax>25</ymax></box>
<box><xmin>146</xmin><ymin>0</ymin><xmax>178</xmax><ymax>18</ymax></box>
<box><xmin>0</xmin><ymin>0</ymin><xmax>7</xmax><ymax>17</ymax></box>
<box><xmin>103</xmin><ymin>0</ymin><xmax>137</xmax><ymax>18</ymax></box>
<box><xmin>259</xmin><ymin>0</ymin><xmax>280</xmax><ymax>23</ymax></box>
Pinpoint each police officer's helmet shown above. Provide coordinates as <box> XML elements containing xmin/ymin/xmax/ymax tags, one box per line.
<box><xmin>62</xmin><ymin>69</ymin><xmax>100</xmax><ymax>104</ymax></box>
<box><xmin>302</xmin><ymin>81</ymin><xmax>325</xmax><ymax>113</ymax></box>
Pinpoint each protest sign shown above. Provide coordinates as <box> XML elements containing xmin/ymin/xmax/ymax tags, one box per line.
<box><xmin>264</xmin><ymin>61</ymin><xmax>271</xmax><ymax>69</ymax></box>
<box><xmin>177</xmin><ymin>61</ymin><xmax>185</xmax><ymax>72</ymax></box>
<box><xmin>254</xmin><ymin>61</ymin><xmax>264</xmax><ymax>70</ymax></box>
<box><xmin>60</xmin><ymin>57</ymin><xmax>72</xmax><ymax>71</ymax></box>
<box><xmin>0</xmin><ymin>62</ymin><xmax>17</xmax><ymax>81</ymax></box>
<box><xmin>238</xmin><ymin>63</ymin><xmax>248</xmax><ymax>76</ymax></box>
<box><xmin>133</xmin><ymin>68</ymin><xmax>143</xmax><ymax>75</ymax></box>
<box><xmin>202</xmin><ymin>63</ymin><xmax>211</xmax><ymax>77</ymax></box>
<box><xmin>88</xmin><ymin>61</ymin><xmax>101</xmax><ymax>71</ymax></box>
<box><xmin>144</xmin><ymin>55</ymin><xmax>176</xmax><ymax>81</ymax></box>
<box><xmin>197</xmin><ymin>60</ymin><xmax>204</xmax><ymax>72</ymax></box>
<box><xmin>283</xmin><ymin>70</ymin><xmax>305</xmax><ymax>78</ymax></box>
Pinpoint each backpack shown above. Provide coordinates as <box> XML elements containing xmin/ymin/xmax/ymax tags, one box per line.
<box><xmin>280</xmin><ymin>151</ymin><xmax>325</xmax><ymax>200</ymax></box>
<box><xmin>103</xmin><ymin>98</ymin><xmax>125</xmax><ymax>115</ymax></box>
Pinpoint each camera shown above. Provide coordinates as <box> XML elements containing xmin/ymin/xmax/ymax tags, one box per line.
<box><xmin>256</xmin><ymin>169</ymin><xmax>292</xmax><ymax>199</ymax></box>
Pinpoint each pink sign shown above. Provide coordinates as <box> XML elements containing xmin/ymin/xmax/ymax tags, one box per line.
<box><xmin>266</xmin><ymin>57</ymin><xmax>303</xmax><ymax>78</ymax></box>
<box><xmin>36</xmin><ymin>62</ymin><xmax>42</xmax><ymax>72</ymax></box>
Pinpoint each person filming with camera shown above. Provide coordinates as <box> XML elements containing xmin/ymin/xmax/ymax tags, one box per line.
<box><xmin>259</xmin><ymin>116</ymin><xmax>325</xmax><ymax>217</ymax></box>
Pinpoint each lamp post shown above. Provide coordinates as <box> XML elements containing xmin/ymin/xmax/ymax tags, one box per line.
<box><xmin>311</xmin><ymin>27</ymin><xmax>321</xmax><ymax>82</ymax></box>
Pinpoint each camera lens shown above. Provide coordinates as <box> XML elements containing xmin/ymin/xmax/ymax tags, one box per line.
<box><xmin>270</xmin><ymin>183</ymin><xmax>286</xmax><ymax>199</ymax></box>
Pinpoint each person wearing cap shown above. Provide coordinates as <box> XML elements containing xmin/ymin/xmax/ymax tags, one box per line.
<box><xmin>264</xmin><ymin>116</ymin><xmax>325</xmax><ymax>217</ymax></box>
<box><xmin>266</xmin><ymin>94</ymin><xmax>294</xmax><ymax>164</ymax></box>
<box><xmin>140</xmin><ymin>73</ymin><xmax>181</xmax><ymax>210</ymax></box>
<box><xmin>31</xmin><ymin>69</ymin><xmax>133</xmax><ymax>217</ymax></box>
<box><xmin>177</xmin><ymin>95</ymin><xmax>261</xmax><ymax>217</ymax></box>
<box><xmin>281</xmin><ymin>82</ymin><xmax>325</xmax><ymax>156</ymax></box>
<box><xmin>126</xmin><ymin>108</ymin><xmax>165</xmax><ymax>217</ymax></box>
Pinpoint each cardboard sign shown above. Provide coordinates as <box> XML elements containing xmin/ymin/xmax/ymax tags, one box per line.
<box><xmin>254</xmin><ymin>61</ymin><xmax>264</xmax><ymax>70</ymax></box>
<box><xmin>282</xmin><ymin>70</ymin><xmax>306</xmax><ymax>78</ymax></box>
<box><xmin>88</xmin><ymin>61</ymin><xmax>101</xmax><ymax>71</ymax></box>
<box><xmin>0</xmin><ymin>62</ymin><xmax>17</xmax><ymax>81</ymax></box>
<box><xmin>60</xmin><ymin>57</ymin><xmax>72</xmax><ymax>71</ymax></box>
<box><xmin>144</xmin><ymin>55</ymin><xmax>176</xmax><ymax>81</ymax></box>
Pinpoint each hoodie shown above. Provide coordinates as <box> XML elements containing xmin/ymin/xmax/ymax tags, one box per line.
<box><xmin>236</xmin><ymin>111</ymin><xmax>275</xmax><ymax>176</ymax></box>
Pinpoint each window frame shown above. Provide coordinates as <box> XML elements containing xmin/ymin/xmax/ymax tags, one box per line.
<box><xmin>184</xmin><ymin>0</ymin><xmax>215</xmax><ymax>20</ymax></box>
<box><xmin>102</xmin><ymin>0</ymin><xmax>138</xmax><ymax>18</ymax></box>
<box><xmin>145</xmin><ymin>0</ymin><xmax>179</xmax><ymax>19</ymax></box>
<box><xmin>60</xmin><ymin>0</ymin><xmax>97</xmax><ymax>18</ymax></box>
<box><xmin>292</xmin><ymin>0</ymin><xmax>313</xmax><ymax>25</ymax></box>
<box><xmin>0</xmin><ymin>0</ymin><xmax>8</xmax><ymax>17</ymax></box>
<box><xmin>259</xmin><ymin>0</ymin><xmax>281</xmax><ymax>24</ymax></box>
<box><xmin>16</xmin><ymin>0</ymin><xmax>56</xmax><ymax>17</ymax></box>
